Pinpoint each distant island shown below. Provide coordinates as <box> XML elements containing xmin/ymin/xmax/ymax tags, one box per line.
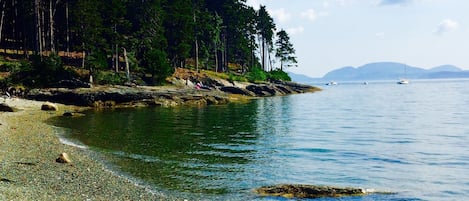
<box><xmin>289</xmin><ymin>62</ymin><xmax>469</xmax><ymax>83</ymax></box>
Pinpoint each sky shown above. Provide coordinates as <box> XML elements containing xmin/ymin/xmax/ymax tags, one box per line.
<box><xmin>245</xmin><ymin>0</ymin><xmax>469</xmax><ymax>78</ymax></box>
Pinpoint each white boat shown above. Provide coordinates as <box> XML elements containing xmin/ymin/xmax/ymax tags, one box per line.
<box><xmin>397</xmin><ymin>64</ymin><xmax>410</xmax><ymax>84</ymax></box>
<box><xmin>326</xmin><ymin>81</ymin><xmax>338</xmax><ymax>86</ymax></box>
<box><xmin>397</xmin><ymin>79</ymin><xmax>409</xmax><ymax>84</ymax></box>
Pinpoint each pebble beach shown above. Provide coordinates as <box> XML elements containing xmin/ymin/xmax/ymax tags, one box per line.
<box><xmin>0</xmin><ymin>98</ymin><xmax>168</xmax><ymax>200</ymax></box>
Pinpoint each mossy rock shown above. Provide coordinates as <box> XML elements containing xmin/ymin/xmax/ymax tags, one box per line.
<box><xmin>254</xmin><ymin>184</ymin><xmax>366</xmax><ymax>199</ymax></box>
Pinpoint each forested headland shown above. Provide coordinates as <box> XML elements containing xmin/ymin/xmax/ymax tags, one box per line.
<box><xmin>0</xmin><ymin>0</ymin><xmax>298</xmax><ymax>89</ymax></box>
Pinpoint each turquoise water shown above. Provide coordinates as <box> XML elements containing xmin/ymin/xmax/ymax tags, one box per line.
<box><xmin>49</xmin><ymin>80</ymin><xmax>469</xmax><ymax>200</ymax></box>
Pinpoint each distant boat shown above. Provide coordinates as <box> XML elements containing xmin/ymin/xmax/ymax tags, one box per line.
<box><xmin>397</xmin><ymin>64</ymin><xmax>410</xmax><ymax>84</ymax></box>
<box><xmin>397</xmin><ymin>79</ymin><xmax>409</xmax><ymax>84</ymax></box>
<box><xmin>326</xmin><ymin>81</ymin><xmax>338</xmax><ymax>86</ymax></box>
<box><xmin>363</xmin><ymin>81</ymin><xmax>369</xmax><ymax>85</ymax></box>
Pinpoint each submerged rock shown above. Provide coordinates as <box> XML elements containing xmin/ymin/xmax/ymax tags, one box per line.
<box><xmin>254</xmin><ymin>184</ymin><xmax>366</xmax><ymax>199</ymax></box>
<box><xmin>41</xmin><ymin>102</ymin><xmax>58</xmax><ymax>111</ymax></box>
<box><xmin>63</xmin><ymin>111</ymin><xmax>86</xmax><ymax>117</ymax></box>
<box><xmin>0</xmin><ymin>103</ymin><xmax>17</xmax><ymax>112</ymax></box>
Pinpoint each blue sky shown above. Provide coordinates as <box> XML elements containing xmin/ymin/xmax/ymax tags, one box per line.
<box><xmin>245</xmin><ymin>0</ymin><xmax>469</xmax><ymax>77</ymax></box>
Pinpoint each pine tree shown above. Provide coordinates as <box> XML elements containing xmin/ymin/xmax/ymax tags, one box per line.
<box><xmin>256</xmin><ymin>5</ymin><xmax>275</xmax><ymax>71</ymax></box>
<box><xmin>275</xmin><ymin>29</ymin><xmax>297</xmax><ymax>71</ymax></box>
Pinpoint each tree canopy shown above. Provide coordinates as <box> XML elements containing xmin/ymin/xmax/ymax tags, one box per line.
<box><xmin>0</xmin><ymin>0</ymin><xmax>297</xmax><ymax>85</ymax></box>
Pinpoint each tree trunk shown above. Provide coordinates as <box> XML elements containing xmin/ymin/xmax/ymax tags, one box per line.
<box><xmin>123</xmin><ymin>47</ymin><xmax>130</xmax><ymax>82</ymax></box>
<box><xmin>261</xmin><ymin>37</ymin><xmax>265</xmax><ymax>71</ymax></box>
<box><xmin>115</xmin><ymin>44</ymin><xmax>119</xmax><ymax>72</ymax></box>
<box><xmin>41</xmin><ymin>2</ymin><xmax>46</xmax><ymax>55</ymax></box>
<box><xmin>13</xmin><ymin>0</ymin><xmax>19</xmax><ymax>55</ymax></box>
<box><xmin>214</xmin><ymin>41</ymin><xmax>218</xmax><ymax>72</ymax></box>
<box><xmin>0</xmin><ymin>0</ymin><xmax>6</xmax><ymax>44</ymax></box>
<box><xmin>81</xmin><ymin>48</ymin><xmax>85</xmax><ymax>68</ymax></box>
<box><xmin>35</xmin><ymin>0</ymin><xmax>43</xmax><ymax>56</ymax></box>
<box><xmin>65</xmin><ymin>1</ymin><xmax>69</xmax><ymax>57</ymax></box>
<box><xmin>49</xmin><ymin>0</ymin><xmax>55</xmax><ymax>53</ymax></box>
<box><xmin>193</xmin><ymin>11</ymin><xmax>199</xmax><ymax>71</ymax></box>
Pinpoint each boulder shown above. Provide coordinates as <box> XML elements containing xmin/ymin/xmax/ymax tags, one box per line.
<box><xmin>56</xmin><ymin>152</ymin><xmax>72</xmax><ymax>163</ymax></box>
<box><xmin>0</xmin><ymin>103</ymin><xmax>17</xmax><ymax>112</ymax></box>
<box><xmin>41</xmin><ymin>102</ymin><xmax>58</xmax><ymax>111</ymax></box>
<box><xmin>254</xmin><ymin>184</ymin><xmax>366</xmax><ymax>199</ymax></box>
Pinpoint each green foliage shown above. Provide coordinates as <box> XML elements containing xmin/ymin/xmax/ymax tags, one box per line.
<box><xmin>86</xmin><ymin>51</ymin><xmax>108</xmax><ymax>70</ymax></box>
<box><xmin>94</xmin><ymin>71</ymin><xmax>128</xmax><ymax>85</ymax></box>
<box><xmin>247</xmin><ymin>67</ymin><xmax>267</xmax><ymax>82</ymax></box>
<box><xmin>0</xmin><ymin>61</ymin><xmax>22</xmax><ymax>72</ymax></box>
<box><xmin>275</xmin><ymin>29</ymin><xmax>297</xmax><ymax>70</ymax></box>
<box><xmin>228</xmin><ymin>73</ymin><xmax>248</xmax><ymax>82</ymax></box>
<box><xmin>144</xmin><ymin>48</ymin><xmax>174</xmax><ymax>84</ymax></box>
<box><xmin>1</xmin><ymin>1</ymin><xmax>297</xmax><ymax>87</ymax></box>
<box><xmin>9</xmin><ymin>54</ymin><xmax>76</xmax><ymax>87</ymax></box>
<box><xmin>267</xmin><ymin>69</ymin><xmax>291</xmax><ymax>81</ymax></box>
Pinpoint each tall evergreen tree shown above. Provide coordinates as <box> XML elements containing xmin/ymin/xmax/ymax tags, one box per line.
<box><xmin>163</xmin><ymin>0</ymin><xmax>194</xmax><ymax>68</ymax></box>
<box><xmin>275</xmin><ymin>29</ymin><xmax>297</xmax><ymax>71</ymax></box>
<box><xmin>256</xmin><ymin>5</ymin><xmax>275</xmax><ymax>71</ymax></box>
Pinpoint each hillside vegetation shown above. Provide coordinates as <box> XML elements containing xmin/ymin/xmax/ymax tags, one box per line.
<box><xmin>0</xmin><ymin>0</ymin><xmax>297</xmax><ymax>90</ymax></box>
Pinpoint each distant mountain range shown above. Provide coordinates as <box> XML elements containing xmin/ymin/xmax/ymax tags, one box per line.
<box><xmin>289</xmin><ymin>62</ymin><xmax>469</xmax><ymax>83</ymax></box>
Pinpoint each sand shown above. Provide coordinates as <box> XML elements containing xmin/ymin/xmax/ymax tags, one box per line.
<box><xmin>0</xmin><ymin>98</ymin><xmax>171</xmax><ymax>200</ymax></box>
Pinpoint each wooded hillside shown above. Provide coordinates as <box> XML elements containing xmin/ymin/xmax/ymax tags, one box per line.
<box><xmin>0</xmin><ymin>0</ymin><xmax>297</xmax><ymax>85</ymax></box>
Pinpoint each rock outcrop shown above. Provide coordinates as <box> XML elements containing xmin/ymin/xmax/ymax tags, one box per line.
<box><xmin>27</xmin><ymin>86</ymin><xmax>230</xmax><ymax>108</ymax></box>
<box><xmin>25</xmin><ymin>69</ymin><xmax>320</xmax><ymax>108</ymax></box>
<box><xmin>254</xmin><ymin>184</ymin><xmax>366</xmax><ymax>199</ymax></box>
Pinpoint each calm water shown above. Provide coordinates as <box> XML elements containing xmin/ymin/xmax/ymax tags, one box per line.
<box><xmin>49</xmin><ymin>80</ymin><xmax>469</xmax><ymax>200</ymax></box>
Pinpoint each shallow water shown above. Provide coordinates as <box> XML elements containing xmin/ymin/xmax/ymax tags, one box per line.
<box><xmin>49</xmin><ymin>79</ymin><xmax>469</xmax><ymax>200</ymax></box>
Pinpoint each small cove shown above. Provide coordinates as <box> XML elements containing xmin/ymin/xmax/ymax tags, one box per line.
<box><xmin>48</xmin><ymin>79</ymin><xmax>469</xmax><ymax>200</ymax></box>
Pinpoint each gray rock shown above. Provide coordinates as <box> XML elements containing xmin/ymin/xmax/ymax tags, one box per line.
<box><xmin>255</xmin><ymin>184</ymin><xmax>366</xmax><ymax>199</ymax></box>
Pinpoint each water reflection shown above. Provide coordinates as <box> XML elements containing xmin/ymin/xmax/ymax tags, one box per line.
<box><xmin>49</xmin><ymin>102</ymin><xmax>263</xmax><ymax>195</ymax></box>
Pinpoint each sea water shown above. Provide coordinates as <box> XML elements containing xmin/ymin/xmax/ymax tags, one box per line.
<box><xmin>48</xmin><ymin>79</ymin><xmax>469</xmax><ymax>200</ymax></box>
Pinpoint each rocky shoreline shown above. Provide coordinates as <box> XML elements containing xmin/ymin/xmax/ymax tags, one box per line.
<box><xmin>0</xmin><ymin>79</ymin><xmax>322</xmax><ymax>200</ymax></box>
<box><xmin>24</xmin><ymin>79</ymin><xmax>320</xmax><ymax>108</ymax></box>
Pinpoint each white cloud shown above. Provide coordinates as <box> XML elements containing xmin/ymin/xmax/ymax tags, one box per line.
<box><xmin>245</xmin><ymin>0</ymin><xmax>267</xmax><ymax>9</ymax></box>
<box><xmin>287</xmin><ymin>26</ymin><xmax>305</xmax><ymax>35</ymax></box>
<box><xmin>301</xmin><ymin>9</ymin><xmax>317</xmax><ymax>22</ymax></box>
<box><xmin>434</xmin><ymin>19</ymin><xmax>460</xmax><ymax>35</ymax></box>
<box><xmin>268</xmin><ymin>8</ymin><xmax>292</xmax><ymax>24</ymax></box>
<box><xmin>375</xmin><ymin>32</ymin><xmax>385</xmax><ymax>37</ymax></box>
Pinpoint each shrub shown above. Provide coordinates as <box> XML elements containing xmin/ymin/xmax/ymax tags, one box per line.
<box><xmin>267</xmin><ymin>69</ymin><xmax>291</xmax><ymax>81</ymax></box>
<box><xmin>143</xmin><ymin>49</ymin><xmax>173</xmax><ymax>85</ymax></box>
<box><xmin>9</xmin><ymin>54</ymin><xmax>77</xmax><ymax>87</ymax></box>
<box><xmin>94</xmin><ymin>71</ymin><xmax>128</xmax><ymax>85</ymax></box>
<box><xmin>247</xmin><ymin>67</ymin><xmax>267</xmax><ymax>82</ymax></box>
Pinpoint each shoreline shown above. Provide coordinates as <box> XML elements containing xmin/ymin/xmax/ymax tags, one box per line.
<box><xmin>1</xmin><ymin>80</ymin><xmax>320</xmax><ymax>200</ymax></box>
<box><xmin>0</xmin><ymin>98</ymin><xmax>170</xmax><ymax>200</ymax></box>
